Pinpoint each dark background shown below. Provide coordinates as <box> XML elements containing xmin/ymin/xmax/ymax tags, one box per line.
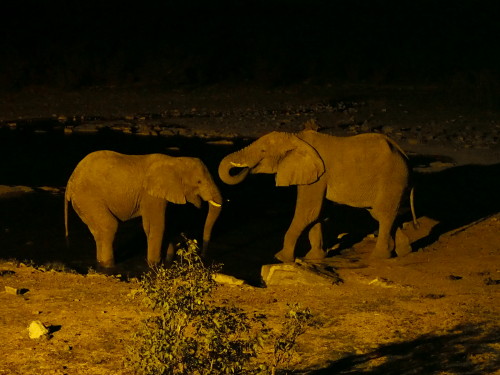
<box><xmin>1</xmin><ymin>0</ymin><xmax>499</xmax><ymax>90</ymax></box>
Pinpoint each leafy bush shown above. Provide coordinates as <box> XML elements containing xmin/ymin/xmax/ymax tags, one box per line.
<box><xmin>126</xmin><ymin>238</ymin><xmax>313</xmax><ymax>375</ymax></box>
<box><xmin>271</xmin><ymin>304</ymin><xmax>314</xmax><ymax>374</ymax></box>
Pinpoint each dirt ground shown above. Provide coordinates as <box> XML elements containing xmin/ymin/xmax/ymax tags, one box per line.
<box><xmin>0</xmin><ymin>84</ymin><xmax>499</xmax><ymax>374</ymax></box>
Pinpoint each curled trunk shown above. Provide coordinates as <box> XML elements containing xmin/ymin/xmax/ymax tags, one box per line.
<box><xmin>218</xmin><ymin>153</ymin><xmax>251</xmax><ymax>185</ymax></box>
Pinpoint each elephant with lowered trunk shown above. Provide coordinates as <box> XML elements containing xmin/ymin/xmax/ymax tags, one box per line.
<box><xmin>65</xmin><ymin>151</ymin><xmax>222</xmax><ymax>268</ymax></box>
<box><xmin>218</xmin><ymin>130</ymin><xmax>417</xmax><ymax>262</ymax></box>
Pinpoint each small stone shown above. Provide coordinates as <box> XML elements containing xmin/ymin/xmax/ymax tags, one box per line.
<box><xmin>28</xmin><ymin>321</ymin><xmax>50</xmax><ymax>339</ymax></box>
<box><xmin>5</xmin><ymin>286</ymin><xmax>20</xmax><ymax>295</ymax></box>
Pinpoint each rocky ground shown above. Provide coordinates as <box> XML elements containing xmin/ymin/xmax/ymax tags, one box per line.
<box><xmin>0</xmin><ymin>84</ymin><xmax>499</xmax><ymax>374</ymax></box>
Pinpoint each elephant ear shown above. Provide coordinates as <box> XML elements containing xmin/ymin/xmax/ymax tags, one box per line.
<box><xmin>143</xmin><ymin>160</ymin><xmax>187</xmax><ymax>204</ymax></box>
<box><xmin>275</xmin><ymin>136</ymin><xmax>325</xmax><ymax>186</ymax></box>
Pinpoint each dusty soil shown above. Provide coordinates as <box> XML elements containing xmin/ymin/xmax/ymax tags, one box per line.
<box><xmin>0</xmin><ymin>84</ymin><xmax>499</xmax><ymax>374</ymax></box>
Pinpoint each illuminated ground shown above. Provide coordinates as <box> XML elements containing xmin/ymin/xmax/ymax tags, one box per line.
<box><xmin>0</xmin><ymin>84</ymin><xmax>498</xmax><ymax>374</ymax></box>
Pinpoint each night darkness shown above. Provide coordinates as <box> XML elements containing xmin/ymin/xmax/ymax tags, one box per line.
<box><xmin>1</xmin><ymin>0</ymin><xmax>499</xmax><ymax>90</ymax></box>
<box><xmin>1</xmin><ymin>3</ymin><xmax>500</xmax><ymax>373</ymax></box>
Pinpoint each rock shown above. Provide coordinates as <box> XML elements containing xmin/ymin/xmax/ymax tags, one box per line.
<box><xmin>206</xmin><ymin>139</ymin><xmax>234</xmax><ymax>146</ymax></box>
<box><xmin>135</xmin><ymin>124</ymin><xmax>156</xmax><ymax>136</ymax></box>
<box><xmin>28</xmin><ymin>321</ymin><xmax>49</xmax><ymax>339</ymax></box>
<box><xmin>0</xmin><ymin>185</ymin><xmax>34</xmax><ymax>198</ymax></box>
<box><xmin>212</xmin><ymin>273</ymin><xmax>245</xmax><ymax>286</ymax></box>
<box><xmin>367</xmin><ymin>277</ymin><xmax>396</xmax><ymax>288</ymax></box>
<box><xmin>5</xmin><ymin>286</ymin><xmax>20</xmax><ymax>295</ymax></box>
<box><xmin>71</xmin><ymin>123</ymin><xmax>103</xmax><ymax>134</ymax></box>
<box><xmin>261</xmin><ymin>260</ymin><xmax>342</xmax><ymax>286</ymax></box>
<box><xmin>38</xmin><ymin>186</ymin><xmax>61</xmax><ymax>194</ymax></box>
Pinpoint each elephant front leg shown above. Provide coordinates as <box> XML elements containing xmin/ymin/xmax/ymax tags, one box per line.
<box><xmin>275</xmin><ymin>184</ymin><xmax>325</xmax><ymax>263</ymax></box>
<box><xmin>142</xmin><ymin>199</ymin><xmax>167</xmax><ymax>266</ymax></box>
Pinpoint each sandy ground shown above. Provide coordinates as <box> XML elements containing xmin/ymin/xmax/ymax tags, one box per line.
<box><xmin>0</xmin><ymin>85</ymin><xmax>499</xmax><ymax>374</ymax></box>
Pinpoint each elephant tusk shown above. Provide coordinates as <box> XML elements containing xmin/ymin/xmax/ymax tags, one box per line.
<box><xmin>208</xmin><ymin>200</ymin><xmax>222</xmax><ymax>207</ymax></box>
<box><xmin>230</xmin><ymin>162</ymin><xmax>248</xmax><ymax>168</ymax></box>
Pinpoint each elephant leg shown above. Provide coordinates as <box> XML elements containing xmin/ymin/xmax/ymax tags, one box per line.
<box><xmin>142</xmin><ymin>199</ymin><xmax>166</xmax><ymax>266</ymax></box>
<box><xmin>275</xmin><ymin>184</ymin><xmax>325</xmax><ymax>263</ymax></box>
<box><xmin>165</xmin><ymin>242</ymin><xmax>176</xmax><ymax>265</ymax></box>
<box><xmin>88</xmin><ymin>212</ymin><xmax>118</xmax><ymax>268</ymax></box>
<box><xmin>370</xmin><ymin>209</ymin><xmax>397</xmax><ymax>259</ymax></box>
<box><xmin>304</xmin><ymin>222</ymin><xmax>326</xmax><ymax>260</ymax></box>
<box><xmin>73</xmin><ymin>201</ymin><xmax>118</xmax><ymax>268</ymax></box>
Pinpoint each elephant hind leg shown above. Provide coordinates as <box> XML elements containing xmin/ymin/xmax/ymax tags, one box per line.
<box><xmin>369</xmin><ymin>208</ymin><xmax>398</xmax><ymax>259</ymax></box>
<box><xmin>395</xmin><ymin>228</ymin><xmax>412</xmax><ymax>257</ymax></box>
<box><xmin>78</xmin><ymin>205</ymin><xmax>118</xmax><ymax>268</ymax></box>
<box><xmin>304</xmin><ymin>222</ymin><xmax>326</xmax><ymax>260</ymax></box>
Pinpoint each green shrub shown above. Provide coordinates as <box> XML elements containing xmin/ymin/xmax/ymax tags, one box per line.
<box><xmin>126</xmin><ymin>238</ymin><xmax>314</xmax><ymax>375</ymax></box>
<box><xmin>271</xmin><ymin>304</ymin><xmax>314</xmax><ymax>374</ymax></box>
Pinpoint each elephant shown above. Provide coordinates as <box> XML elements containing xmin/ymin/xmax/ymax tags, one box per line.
<box><xmin>218</xmin><ymin>129</ymin><xmax>417</xmax><ymax>262</ymax></box>
<box><xmin>65</xmin><ymin>150</ymin><xmax>222</xmax><ymax>268</ymax></box>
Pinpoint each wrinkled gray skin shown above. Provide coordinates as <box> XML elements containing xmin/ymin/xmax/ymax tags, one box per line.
<box><xmin>65</xmin><ymin>151</ymin><xmax>222</xmax><ymax>268</ymax></box>
<box><xmin>219</xmin><ymin>130</ymin><xmax>417</xmax><ymax>262</ymax></box>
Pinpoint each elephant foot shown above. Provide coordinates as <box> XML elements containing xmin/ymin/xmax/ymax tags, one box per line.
<box><xmin>304</xmin><ymin>248</ymin><xmax>326</xmax><ymax>261</ymax></box>
<box><xmin>96</xmin><ymin>261</ymin><xmax>115</xmax><ymax>275</ymax></box>
<box><xmin>369</xmin><ymin>247</ymin><xmax>392</xmax><ymax>260</ymax></box>
<box><xmin>97</xmin><ymin>260</ymin><xmax>115</xmax><ymax>269</ymax></box>
<box><xmin>274</xmin><ymin>249</ymin><xmax>295</xmax><ymax>263</ymax></box>
<box><xmin>395</xmin><ymin>229</ymin><xmax>412</xmax><ymax>257</ymax></box>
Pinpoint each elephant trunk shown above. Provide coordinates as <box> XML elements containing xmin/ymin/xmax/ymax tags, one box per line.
<box><xmin>201</xmin><ymin>189</ymin><xmax>223</xmax><ymax>257</ymax></box>
<box><xmin>218</xmin><ymin>152</ymin><xmax>251</xmax><ymax>185</ymax></box>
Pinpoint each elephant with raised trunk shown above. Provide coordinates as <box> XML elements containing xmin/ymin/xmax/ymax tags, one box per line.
<box><xmin>65</xmin><ymin>150</ymin><xmax>222</xmax><ymax>268</ymax></box>
<box><xmin>218</xmin><ymin>130</ymin><xmax>417</xmax><ymax>262</ymax></box>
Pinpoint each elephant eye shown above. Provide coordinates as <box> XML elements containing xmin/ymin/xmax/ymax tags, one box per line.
<box><xmin>197</xmin><ymin>180</ymin><xmax>202</xmax><ymax>184</ymax></box>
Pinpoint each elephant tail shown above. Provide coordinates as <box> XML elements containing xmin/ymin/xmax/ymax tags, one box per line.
<box><xmin>64</xmin><ymin>188</ymin><xmax>70</xmax><ymax>243</ymax></box>
<box><xmin>410</xmin><ymin>187</ymin><xmax>419</xmax><ymax>229</ymax></box>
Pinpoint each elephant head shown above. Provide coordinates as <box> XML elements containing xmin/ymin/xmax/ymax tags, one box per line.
<box><xmin>218</xmin><ymin>131</ymin><xmax>326</xmax><ymax>187</ymax></box>
<box><xmin>143</xmin><ymin>156</ymin><xmax>223</xmax><ymax>256</ymax></box>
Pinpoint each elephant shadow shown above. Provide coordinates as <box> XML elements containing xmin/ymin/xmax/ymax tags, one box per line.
<box><xmin>411</xmin><ymin>162</ymin><xmax>500</xmax><ymax>249</ymax></box>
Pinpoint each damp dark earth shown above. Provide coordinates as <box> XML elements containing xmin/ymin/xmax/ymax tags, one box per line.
<box><xmin>0</xmin><ymin>86</ymin><xmax>499</xmax><ymax>374</ymax></box>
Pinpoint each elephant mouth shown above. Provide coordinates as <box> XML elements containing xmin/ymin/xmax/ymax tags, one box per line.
<box><xmin>228</xmin><ymin>161</ymin><xmax>252</xmax><ymax>177</ymax></box>
<box><xmin>230</xmin><ymin>160</ymin><xmax>264</xmax><ymax>174</ymax></box>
